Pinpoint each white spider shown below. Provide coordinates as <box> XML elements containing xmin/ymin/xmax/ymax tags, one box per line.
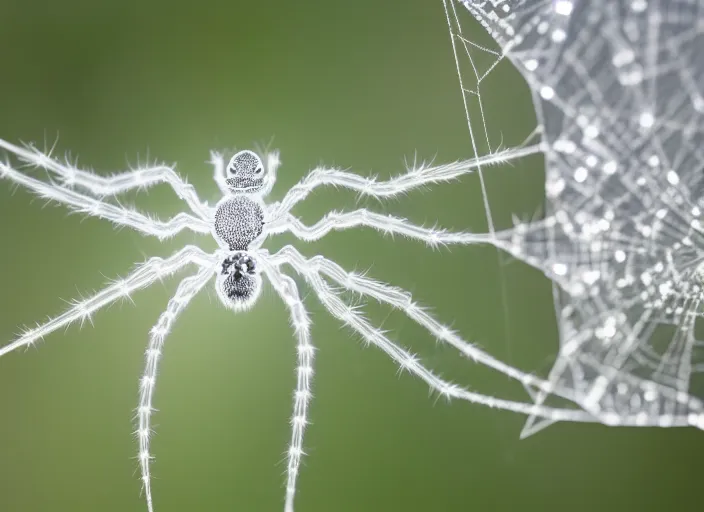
<box><xmin>0</xmin><ymin>138</ymin><xmax>593</xmax><ymax>511</ymax></box>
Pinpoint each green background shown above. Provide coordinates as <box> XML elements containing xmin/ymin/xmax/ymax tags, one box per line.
<box><xmin>0</xmin><ymin>1</ymin><xmax>701</xmax><ymax>511</ymax></box>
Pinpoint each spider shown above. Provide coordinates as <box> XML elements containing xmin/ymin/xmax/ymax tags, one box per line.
<box><xmin>0</xmin><ymin>138</ymin><xmax>593</xmax><ymax>511</ymax></box>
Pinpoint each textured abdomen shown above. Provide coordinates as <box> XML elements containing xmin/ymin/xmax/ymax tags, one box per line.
<box><xmin>213</xmin><ymin>195</ymin><xmax>264</xmax><ymax>250</ymax></box>
<box><xmin>215</xmin><ymin>252</ymin><xmax>261</xmax><ymax>311</ymax></box>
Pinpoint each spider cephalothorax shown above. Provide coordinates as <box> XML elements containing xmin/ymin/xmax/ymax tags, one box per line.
<box><xmin>225</xmin><ymin>149</ymin><xmax>267</xmax><ymax>193</ymax></box>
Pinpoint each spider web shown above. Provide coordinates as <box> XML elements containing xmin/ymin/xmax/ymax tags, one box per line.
<box><xmin>446</xmin><ymin>0</ymin><xmax>704</xmax><ymax>434</ymax></box>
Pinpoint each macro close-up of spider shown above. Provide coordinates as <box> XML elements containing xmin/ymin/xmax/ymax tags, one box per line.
<box><xmin>3</xmin><ymin>1</ymin><xmax>704</xmax><ymax>511</ymax></box>
<box><xmin>0</xmin><ymin>137</ymin><xmax>596</xmax><ymax>511</ymax></box>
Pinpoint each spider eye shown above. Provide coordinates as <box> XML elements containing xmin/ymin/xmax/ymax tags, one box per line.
<box><xmin>255</xmin><ymin>167</ymin><xmax>263</xmax><ymax>174</ymax></box>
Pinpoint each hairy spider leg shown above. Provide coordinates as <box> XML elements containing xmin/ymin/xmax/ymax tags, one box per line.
<box><xmin>273</xmin><ymin>248</ymin><xmax>601</xmax><ymax>422</ymax></box>
<box><xmin>269</xmin><ymin>246</ymin><xmax>566</xmax><ymax>397</ymax></box>
<box><xmin>0</xmin><ymin>159</ymin><xmax>210</xmax><ymax>239</ymax></box>
<box><xmin>260</xmin><ymin>261</ymin><xmax>314</xmax><ymax>512</ymax></box>
<box><xmin>271</xmin><ymin>245</ymin><xmax>704</xmax><ymax>430</ymax></box>
<box><xmin>265</xmin><ymin>209</ymin><xmax>495</xmax><ymax>248</ymax></box>
<box><xmin>0</xmin><ymin>245</ymin><xmax>215</xmax><ymax>358</ymax></box>
<box><xmin>0</xmin><ymin>138</ymin><xmax>213</xmax><ymax>222</ymax></box>
<box><xmin>268</xmin><ymin>144</ymin><xmax>542</xmax><ymax>221</ymax></box>
<box><xmin>138</xmin><ymin>265</ymin><xmax>215</xmax><ymax>512</ymax></box>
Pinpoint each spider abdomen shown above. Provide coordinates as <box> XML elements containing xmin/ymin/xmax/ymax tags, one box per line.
<box><xmin>215</xmin><ymin>251</ymin><xmax>262</xmax><ymax>311</ymax></box>
<box><xmin>213</xmin><ymin>195</ymin><xmax>264</xmax><ymax>250</ymax></box>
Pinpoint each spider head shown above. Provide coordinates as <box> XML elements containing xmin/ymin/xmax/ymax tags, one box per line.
<box><xmin>215</xmin><ymin>252</ymin><xmax>262</xmax><ymax>311</ymax></box>
<box><xmin>225</xmin><ymin>150</ymin><xmax>268</xmax><ymax>195</ymax></box>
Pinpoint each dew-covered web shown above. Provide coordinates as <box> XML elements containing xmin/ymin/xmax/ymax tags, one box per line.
<box><xmin>445</xmin><ymin>0</ymin><xmax>704</xmax><ymax>434</ymax></box>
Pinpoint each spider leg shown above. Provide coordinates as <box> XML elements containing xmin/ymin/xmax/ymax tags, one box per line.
<box><xmin>0</xmin><ymin>138</ymin><xmax>213</xmax><ymax>222</ymax></box>
<box><xmin>138</xmin><ymin>264</ymin><xmax>214</xmax><ymax>512</ymax></box>
<box><xmin>260</xmin><ymin>260</ymin><xmax>314</xmax><ymax>512</ymax></box>
<box><xmin>265</xmin><ymin>210</ymin><xmax>501</xmax><ymax>249</ymax></box>
<box><xmin>280</xmin><ymin>256</ymin><xmax>598</xmax><ymax>423</ymax></box>
<box><xmin>0</xmin><ymin>245</ymin><xmax>215</xmax><ymax>358</ymax></box>
<box><xmin>269</xmin><ymin>144</ymin><xmax>543</xmax><ymax>219</ymax></box>
<box><xmin>281</xmin><ymin>252</ymin><xmax>687</xmax><ymax>427</ymax></box>
<box><xmin>0</xmin><ymin>159</ymin><xmax>211</xmax><ymax>239</ymax></box>
<box><xmin>209</xmin><ymin>150</ymin><xmax>231</xmax><ymax>196</ymax></box>
<box><xmin>268</xmin><ymin>245</ymin><xmax>569</xmax><ymax>400</ymax></box>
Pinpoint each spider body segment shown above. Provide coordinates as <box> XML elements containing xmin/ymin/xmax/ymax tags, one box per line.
<box><xmin>213</xmin><ymin>194</ymin><xmax>265</xmax><ymax>251</ymax></box>
<box><xmin>216</xmin><ymin>250</ymin><xmax>262</xmax><ymax>311</ymax></box>
<box><xmin>225</xmin><ymin>148</ymin><xmax>268</xmax><ymax>193</ymax></box>
<box><xmin>213</xmin><ymin>149</ymin><xmax>267</xmax><ymax>252</ymax></box>
<box><xmin>212</xmin><ymin>150</ymin><xmax>268</xmax><ymax>309</ymax></box>
<box><xmin>0</xmin><ymin>137</ymin><xmax>597</xmax><ymax>512</ymax></box>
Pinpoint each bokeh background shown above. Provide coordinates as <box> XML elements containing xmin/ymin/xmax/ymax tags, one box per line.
<box><xmin>0</xmin><ymin>1</ymin><xmax>702</xmax><ymax>511</ymax></box>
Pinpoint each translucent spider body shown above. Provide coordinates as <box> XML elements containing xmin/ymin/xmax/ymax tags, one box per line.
<box><xmin>0</xmin><ymin>138</ymin><xmax>602</xmax><ymax>512</ymax></box>
<box><xmin>211</xmin><ymin>150</ymin><xmax>268</xmax><ymax>307</ymax></box>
